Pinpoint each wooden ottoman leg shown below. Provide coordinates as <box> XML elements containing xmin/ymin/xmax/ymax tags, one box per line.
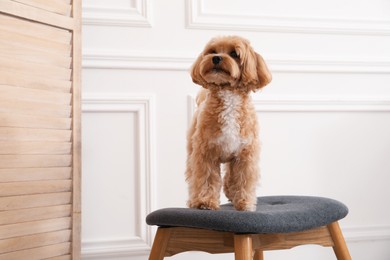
<box><xmin>234</xmin><ymin>234</ymin><xmax>253</xmax><ymax>260</ymax></box>
<box><xmin>149</xmin><ymin>228</ymin><xmax>172</xmax><ymax>260</ymax></box>
<box><xmin>253</xmin><ymin>249</ymin><xmax>264</xmax><ymax>260</ymax></box>
<box><xmin>327</xmin><ymin>222</ymin><xmax>352</xmax><ymax>260</ymax></box>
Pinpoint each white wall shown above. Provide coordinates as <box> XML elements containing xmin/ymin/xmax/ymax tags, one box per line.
<box><xmin>81</xmin><ymin>0</ymin><xmax>390</xmax><ymax>259</ymax></box>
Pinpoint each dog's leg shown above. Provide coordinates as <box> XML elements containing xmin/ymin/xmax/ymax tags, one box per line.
<box><xmin>187</xmin><ymin>155</ymin><xmax>221</xmax><ymax>210</ymax></box>
<box><xmin>229</xmin><ymin>148</ymin><xmax>259</xmax><ymax>211</ymax></box>
<box><xmin>223</xmin><ymin>162</ymin><xmax>235</xmax><ymax>202</ymax></box>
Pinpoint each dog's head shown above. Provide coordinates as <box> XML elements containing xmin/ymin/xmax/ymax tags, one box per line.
<box><xmin>191</xmin><ymin>36</ymin><xmax>272</xmax><ymax>92</ymax></box>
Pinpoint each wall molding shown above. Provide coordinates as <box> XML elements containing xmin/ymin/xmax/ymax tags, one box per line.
<box><xmin>82</xmin><ymin>50</ymin><xmax>390</xmax><ymax>74</ymax></box>
<box><xmin>252</xmin><ymin>97</ymin><xmax>390</xmax><ymax>112</ymax></box>
<box><xmin>188</xmin><ymin>95</ymin><xmax>390</xmax><ymax>115</ymax></box>
<box><xmin>82</xmin><ymin>94</ymin><xmax>156</xmax><ymax>257</ymax></box>
<box><xmin>83</xmin><ymin>50</ymin><xmax>193</xmax><ymax>71</ymax></box>
<box><xmin>83</xmin><ymin>0</ymin><xmax>152</xmax><ymax>27</ymax></box>
<box><xmin>267</xmin><ymin>56</ymin><xmax>390</xmax><ymax>74</ymax></box>
<box><xmin>185</xmin><ymin>0</ymin><xmax>390</xmax><ymax>35</ymax></box>
<box><xmin>344</xmin><ymin>225</ymin><xmax>390</xmax><ymax>243</ymax></box>
<box><xmin>82</xmin><ymin>238</ymin><xmax>150</xmax><ymax>259</ymax></box>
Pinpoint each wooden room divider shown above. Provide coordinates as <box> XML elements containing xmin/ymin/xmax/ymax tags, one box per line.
<box><xmin>0</xmin><ymin>0</ymin><xmax>81</xmax><ymax>259</ymax></box>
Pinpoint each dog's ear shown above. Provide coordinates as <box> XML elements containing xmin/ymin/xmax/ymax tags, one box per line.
<box><xmin>241</xmin><ymin>47</ymin><xmax>272</xmax><ymax>92</ymax></box>
<box><xmin>190</xmin><ymin>54</ymin><xmax>207</xmax><ymax>87</ymax></box>
<box><xmin>254</xmin><ymin>52</ymin><xmax>272</xmax><ymax>89</ymax></box>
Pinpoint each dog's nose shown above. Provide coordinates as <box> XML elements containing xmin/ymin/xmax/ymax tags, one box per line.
<box><xmin>212</xmin><ymin>56</ymin><xmax>223</xmax><ymax>65</ymax></box>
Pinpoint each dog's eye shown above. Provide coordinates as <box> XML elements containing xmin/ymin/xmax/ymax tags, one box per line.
<box><xmin>230</xmin><ymin>51</ymin><xmax>239</xmax><ymax>58</ymax></box>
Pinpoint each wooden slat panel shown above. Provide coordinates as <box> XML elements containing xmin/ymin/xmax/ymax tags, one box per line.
<box><xmin>0</xmin><ymin>56</ymin><xmax>72</xmax><ymax>81</ymax></box>
<box><xmin>0</xmin><ymin>85</ymin><xmax>71</xmax><ymax>105</ymax></box>
<box><xmin>0</xmin><ymin>155</ymin><xmax>72</xmax><ymax>168</ymax></box>
<box><xmin>0</xmin><ymin>113</ymin><xmax>71</xmax><ymax>130</ymax></box>
<box><xmin>0</xmin><ymin>44</ymin><xmax>71</xmax><ymax>75</ymax></box>
<box><xmin>0</xmin><ymin>0</ymin><xmax>80</xmax><ymax>257</ymax></box>
<box><xmin>0</xmin><ymin>84</ymin><xmax>71</xmax><ymax>104</ymax></box>
<box><xmin>0</xmin><ymin>230</ymin><xmax>71</xmax><ymax>255</ymax></box>
<box><xmin>13</xmin><ymin>0</ymin><xmax>71</xmax><ymax>16</ymax></box>
<box><xmin>0</xmin><ymin>71</ymin><xmax>71</xmax><ymax>93</ymax></box>
<box><xmin>0</xmin><ymin>39</ymin><xmax>71</xmax><ymax>69</ymax></box>
<box><xmin>0</xmin><ymin>141</ymin><xmax>71</xmax><ymax>155</ymax></box>
<box><xmin>46</xmin><ymin>255</ymin><xmax>71</xmax><ymax>260</ymax></box>
<box><xmin>0</xmin><ymin>217</ymin><xmax>71</xmax><ymax>240</ymax></box>
<box><xmin>0</xmin><ymin>242</ymin><xmax>71</xmax><ymax>260</ymax></box>
<box><xmin>0</xmin><ymin>167</ymin><xmax>71</xmax><ymax>182</ymax></box>
<box><xmin>0</xmin><ymin>52</ymin><xmax>71</xmax><ymax>70</ymax></box>
<box><xmin>0</xmin><ymin>192</ymin><xmax>72</xmax><ymax>211</ymax></box>
<box><xmin>0</xmin><ymin>99</ymin><xmax>71</xmax><ymax>117</ymax></box>
<box><xmin>0</xmin><ymin>128</ymin><xmax>71</xmax><ymax>142</ymax></box>
<box><xmin>0</xmin><ymin>29</ymin><xmax>71</xmax><ymax>55</ymax></box>
<box><xmin>0</xmin><ymin>47</ymin><xmax>72</xmax><ymax>68</ymax></box>
<box><xmin>0</xmin><ymin>0</ymin><xmax>74</xmax><ymax>30</ymax></box>
<box><xmin>0</xmin><ymin>180</ymin><xmax>72</xmax><ymax>196</ymax></box>
<box><xmin>0</xmin><ymin>205</ymin><xmax>71</xmax><ymax>225</ymax></box>
<box><xmin>0</xmin><ymin>13</ymin><xmax>71</xmax><ymax>44</ymax></box>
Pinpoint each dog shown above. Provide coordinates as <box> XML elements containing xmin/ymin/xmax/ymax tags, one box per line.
<box><xmin>185</xmin><ymin>36</ymin><xmax>272</xmax><ymax>211</ymax></box>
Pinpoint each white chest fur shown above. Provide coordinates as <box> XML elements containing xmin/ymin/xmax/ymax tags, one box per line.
<box><xmin>213</xmin><ymin>90</ymin><xmax>245</xmax><ymax>157</ymax></box>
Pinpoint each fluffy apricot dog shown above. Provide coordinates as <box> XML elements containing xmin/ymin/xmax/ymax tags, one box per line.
<box><xmin>186</xmin><ymin>36</ymin><xmax>272</xmax><ymax>211</ymax></box>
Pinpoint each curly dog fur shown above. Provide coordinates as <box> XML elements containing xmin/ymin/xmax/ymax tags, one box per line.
<box><xmin>186</xmin><ymin>36</ymin><xmax>272</xmax><ymax>211</ymax></box>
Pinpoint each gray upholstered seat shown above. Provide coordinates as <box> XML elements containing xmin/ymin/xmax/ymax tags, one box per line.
<box><xmin>146</xmin><ymin>196</ymin><xmax>348</xmax><ymax>234</ymax></box>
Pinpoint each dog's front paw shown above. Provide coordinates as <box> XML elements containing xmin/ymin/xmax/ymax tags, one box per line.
<box><xmin>199</xmin><ymin>203</ymin><xmax>219</xmax><ymax>210</ymax></box>
<box><xmin>234</xmin><ymin>199</ymin><xmax>256</xmax><ymax>211</ymax></box>
<box><xmin>188</xmin><ymin>199</ymin><xmax>220</xmax><ymax>210</ymax></box>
